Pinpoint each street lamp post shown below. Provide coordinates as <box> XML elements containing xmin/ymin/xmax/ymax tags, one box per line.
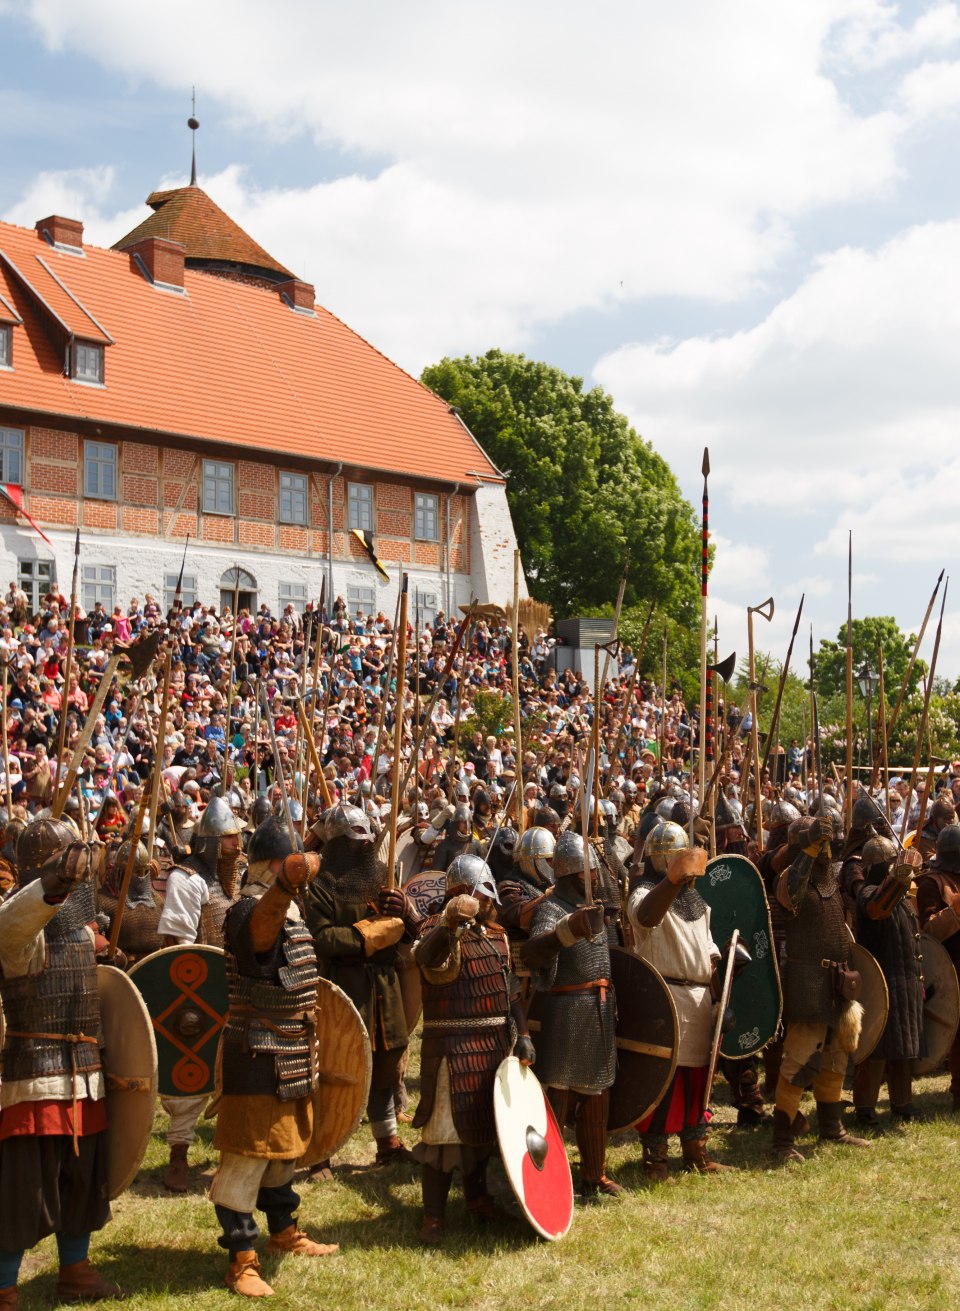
<box><xmin>857</xmin><ymin>662</ymin><xmax>880</xmax><ymax>779</ymax></box>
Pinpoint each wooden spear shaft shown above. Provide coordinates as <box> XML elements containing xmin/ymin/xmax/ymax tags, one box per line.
<box><xmin>876</xmin><ymin>648</ymin><xmax>890</xmax><ymax>820</ymax></box>
<box><xmin>845</xmin><ymin>532</ymin><xmax>854</xmax><ymax>826</ymax></box>
<box><xmin>302</xmin><ymin>594</ymin><xmax>326</xmax><ymax>837</ymax></box>
<box><xmin>106</xmin><ymin>791</ymin><xmax>151</xmax><ymax>962</ymax></box>
<box><xmin>54</xmin><ymin>535</ymin><xmax>80</xmax><ymax>790</ymax></box>
<box><xmin>52</xmin><ymin>652</ymin><xmax>123</xmax><ymax>818</ymax></box>
<box><xmin>593</xmin><ymin>645</ymin><xmax>602</xmax><ymax>838</ymax></box>
<box><xmin>760</xmin><ymin>594</ymin><xmax>805</xmax><ymax>781</ymax></box>
<box><xmin>1</xmin><ymin>661</ymin><xmax>11</xmax><ymax>810</ymax></box>
<box><xmin>660</xmin><ymin>632</ymin><xmax>668</xmax><ymax>780</ymax></box>
<box><xmin>698</xmin><ymin>450</ymin><xmax>710</xmax><ymax>809</ymax></box>
<box><xmin>371</xmin><ymin>588</ymin><xmax>403</xmax><ymax>799</ymax></box>
<box><xmin>511</xmin><ymin>550</ymin><xmax>525</xmax><ymax>838</ymax></box>
<box><xmin>297</xmin><ymin>701</ymin><xmax>331</xmax><ymax>808</ymax></box>
<box><xmin>386</xmin><ymin>579</ymin><xmax>409</xmax><ymax>890</ymax></box>
<box><xmin>748</xmin><ymin>608</ymin><xmax>762</xmax><ymax>849</ymax></box>
<box><xmin>145</xmin><ymin>649</ymin><xmax>172</xmax><ymax>862</ymax></box>
<box><xmin>900</xmin><ymin>578</ymin><xmax>948</xmax><ymax>843</ymax></box>
<box><xmin>882</xmin><ymin>569</ymin><xmax>944</xmax><ymax>776</ymax></box>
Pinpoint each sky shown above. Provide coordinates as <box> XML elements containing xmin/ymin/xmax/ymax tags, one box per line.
<box><xmin>1</xmin><ymin>0</ymin><xmax>959</xmax><ymax>681</ymax></box>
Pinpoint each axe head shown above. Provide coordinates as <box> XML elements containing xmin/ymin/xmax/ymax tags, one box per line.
<box><xmin>123</xmin><ymin>629</ymin><xmax>163</xmax><ymax>680</ymax></box>
<box><xmin>707</xmin><ymin>650</ymin><xmax>737</xmax><ymax>684</ymax></box>
<box><xmin>751</xmin><ymin>597</ymin><xmax>775</xmax><ymax>622</ymax></box>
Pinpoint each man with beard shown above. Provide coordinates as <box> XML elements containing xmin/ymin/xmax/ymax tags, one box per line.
<box><xmin>839</xmin><ymin>795</ymin><xmax>883</xmax><ymax>921</ymax></box>
<box><xmin>303</xmin><ymin>803</ymin><xmax>417</xmax><ymax>1166</ymax></box>
<box><xmin>628</xmin><ymin>821</ymin><xmax>733</xmax><ymax>1177</ymax></box>
<box><xmin>156</xmin><ymin>795</ymin><xmax>244</xmax><ymax>1191</ymax></box>
<box><xmin>209</xmin><ymin>814</ymin><xmax>338</xmax><ymax>1297</ymax></box>
<box><xmin>520</xmin><ymin>830</ymin><xmax>620</xmax><ymax>1199</ymax></box>
<box><xmin>0</xmin><ymin>817</ymin><xmax>121</xmax><ymax>1305</ymax></box>
<box><xmin>770</xmin><ymin>812</ymin><xmax>870</xmax><ymax>1162</ymax></box>
<box><xmin>852</xmin><ymin>836</ymin><xmax>925</xmax><ymax>1128</ymax></box>
<box><xmin>915</xmin><ymin>825</ymin><xmax>960</xmax><ymax>1110</ymax></box>
<box><xmin>412</xmin><ymin>853</ymin><xmax>535</xmax><ymax>1245</ymax></box>
<box><xmin>914</xmin><ymin>795</ymin><xmax>957</xmax><ymax>861</ymax></box>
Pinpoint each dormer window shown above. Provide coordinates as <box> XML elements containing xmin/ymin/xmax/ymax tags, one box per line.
<box><xmin>72</xmin><ymin>341</ymin><xmax>104</xmax><ymax>384</ymax></box>
<box><xmin>0</xmin><ymin>326</ymin><xmax>10</xmax><ymax>369</ymax></box>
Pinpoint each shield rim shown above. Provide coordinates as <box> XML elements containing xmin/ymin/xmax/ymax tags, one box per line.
<box><xmin>607</xmin><ymin>947</ymin><xmax>679</xmax><ymax>1135</ymax></box>
<box><xmin>128</xmin><ymin>943</ymin><xmax>227</xmax><ymax>1098</ymax></box>
<box><xmin>493</xmin><ymin>1055</ymin><xmax>574</xmax><ymax>1241</ymax></box>
<box><xmin>703</xmin><ymin>852</ymin><xmax>783</xmax><ymax>1057</ymax></box>
<box><xmin>915</xmin><ymin>933</ymin><xmax>960</xmax><ymax>1076</ymax></box>
<box><xmin>297</xmin><ymin>976</ymin><xmax>372</xmax><ymax>1166</ymax></box>
<box><xmin>97</xmin><ymin>963</ymin><xmax>158</xmax><ymax>1199</ymax></box>
<box><xmin>850</xmin><ymin>941</ymin><xmax>890</xmax><ymax>1065</ymax></box>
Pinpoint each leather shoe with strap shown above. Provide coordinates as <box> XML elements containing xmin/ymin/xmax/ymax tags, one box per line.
<box><xmin>816</xmin><ymin>1101</ymin><xmax>871</xmax><ymax>1148</ymax></box>
<box><xmin>374</xmin><ymin>1134</ymin><xmax>415</xmax><ymax>1166</ymax></box>
<box><xmin>56</xmin><ymin>1260</ymin><xmax>124</xmax><ymax>1303</ymax></box>
<box><xmin>224</xmin><ymin>1251</ymin><xmax>274</xmax><ymax>1298</ymax></box>
<box><xmin>266</xmin><ymin>1225</ymin><xmax>338</xmax><ymax>1258</ymax></box>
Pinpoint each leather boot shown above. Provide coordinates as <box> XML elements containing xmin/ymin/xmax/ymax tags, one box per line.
<box><xmin>681</xmin><ymin>1138</ymin><xmax>735</xmax><ymax>1174</ymax></box>
<box><xmin>771</xmin><ymin>1109</ymin><xmax>805</xmax><ymax>1163</ymax></box>
<box><xmin>419</xmin><ymin>1215</ymin><xmax>444</xmax><ymax>1247</ymax></box>
<box><xmin>163</xmin><ymin>1143</ymin><xmax>190</xmax><ymax>1192</ymax></box>
<box><xmin>266</xmin><ymin>1225</ymin><xmax>338</xmax><ymax>1258</ymax></box>
<box><xmin>56</xmin><ymin>1260</ymin><xmax>124</xmax><ymax>1303</ymax></box>
<box><xmin>816</xmin><ymin>1101</ymin><xmax>871</xmax><ymax>1148</ymax></box>
<box><xmin>641</xmin><ymin>1142</ymin><xmax>670</xmax><ymax>1183</ymax></box>
<box><xmin>0</xmin><ymin>1288</ymin><xmax>18</xmax><ymax>1309</ymax></box>
<box><xmin>579</xmin><ymin>1174</ymin><xmax>624</xmax><ymax>1200</ymax></box>
<box><xmin>374</xmin><ymin>1134</ymin><xmax>415</xmax><ymax>1165</ymax></box>
<box><xmin>224</xmin><ymin>1251</ymin><xmax>274</xmax><ymax>1298</ymax></box>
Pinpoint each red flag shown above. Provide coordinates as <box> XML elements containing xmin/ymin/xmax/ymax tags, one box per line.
<box><xmin>0</xmin><ymin>485</ymin><xmax>52</xmax><ymax>546</ymax></box>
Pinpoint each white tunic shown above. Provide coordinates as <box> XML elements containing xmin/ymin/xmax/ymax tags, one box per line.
<box><xmin>627</xmin><ymin>883</ymin><xmax>720</xmax><ymax>1067</ymax></box>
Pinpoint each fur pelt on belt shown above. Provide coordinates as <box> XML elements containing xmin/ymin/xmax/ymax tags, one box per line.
<box><xmin>837</xmin><ymin>1000</ymin><xmax>864</xmax><ymax>1054</ymax></box>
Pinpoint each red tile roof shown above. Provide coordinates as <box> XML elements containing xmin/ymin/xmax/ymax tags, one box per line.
<box><xmin>0</xmin><ymin>217</ymin><xmax>501</xmax><ymax>487</ymax></box>
<box><xmin>113</xmin><ymin>186</ymin><xmax>293</xmax><ymax>281</ymax></box>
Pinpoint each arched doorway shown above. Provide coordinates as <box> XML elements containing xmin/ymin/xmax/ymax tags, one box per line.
<box><xmin>220</xmin><ymin>566</ymin><xmax>257</xmax><ymax>616</ymax></box>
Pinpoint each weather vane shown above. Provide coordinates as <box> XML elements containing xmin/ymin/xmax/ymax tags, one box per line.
<box><xmin>188</xmin><ymin>88</ymin><xmax>199</xmax><ymax>186</ymax></box>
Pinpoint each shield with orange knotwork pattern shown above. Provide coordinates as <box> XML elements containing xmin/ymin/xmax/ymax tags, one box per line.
<box><xmin>128</xmin><ymin>944</ymin><xmax>227</xmax><ymax>1098</ymax></box>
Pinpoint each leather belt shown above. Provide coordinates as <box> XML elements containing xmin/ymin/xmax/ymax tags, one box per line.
<box><xmin>422</xmin><ymin>1016</ymin><xmax>507</xmax><ymax>1031</ymax></box>
<box><xmin>6</xmin><ymin>1029</ymin><xmax>99</xmax><ymax>1155</ymax></box>
<box><xmin>660</xmin><ymin>976</ymin><xmax>710</xmax><ymax>988</ymax></box>
<box><xmin>548</xmin><ymin>978</ymin><xmax>611</xmax><ymax>1003</ymax></box>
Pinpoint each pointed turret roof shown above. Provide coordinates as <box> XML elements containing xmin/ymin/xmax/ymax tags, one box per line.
<box><xmin>113</xmin><ymin>185</ymin><xmax>292</xmax><ymax>284</ymax></box>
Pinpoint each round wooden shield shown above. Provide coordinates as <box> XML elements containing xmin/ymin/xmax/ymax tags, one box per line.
<box><xmin>128</xmin><ymin>945</ymin><xmax>228</xmax><ymax>1098</ymax></box>
<box><xmin>851</xmin><ymin>942</ymin><xmax>889</xmax><ymax>1065</ymax></box>
<box><xmin>701</xmin><ymin>854</ymin><xmax>782</xmax><ymax>1058</ymax></box>
<box><xmin>608</xmin><ymin>948</ymin><xmax>679</xmax><ymax>1134</ymax></box>
<box><xmin>915</xmin><ymin>933</ymin><xmax>960</xmax><ymax>1076</ymax></box>
<box><xmin>298</xmin><ymin>976</ymin><xmax>372</xmax><ymax>1166</ymax></box>
<box><xmin>98</xmin><ymin>964</ymin><xmax>158</xmax><ymax>1199</ymax></box>
<box><xmin>494</xmin><ymin>1056</ymin><xmax>573</xmax><ymax>1241</ymax></box>
<box><xmin>403</xmin><ymin>869</ymin><xmax>447</xmax><ymax>919</ymax></box>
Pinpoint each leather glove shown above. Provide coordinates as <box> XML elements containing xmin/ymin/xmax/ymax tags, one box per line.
<box><xmin>566</xmin><ymin>903</ymin><xmax>605</xmax><ymax>940</ymax></box>
<box><xmin>817</xmin><ymin>814</ymin><xmax>834</xmax><ymax>845</ymax></box>
<box><xmin>354</xmin><ymin>916</ymin><xmax>405</xmax><ymax>956</ymax></box>
<box><xmin>40</xmin><ymin>842</ymin><xmax>104</xmax><ymax>902</ymax></box>
<box><xmin>280</xmin><ymin>852</ymin><xmax>320</xmax><ymax>890</ymax></box>
<box><xmin>514</xmin><ymin>1035</ymin><xmax>536</xmax><ymax>1066</ymax></box>
<box><xmin>378</xmin><ymin>888</ymin><xmax>407</xmax><ymax>918</ymax></box>
<box><xmin>444</xmin><ymin>893</ymin><xmax>480</xmax><ymax>927</ymax></box>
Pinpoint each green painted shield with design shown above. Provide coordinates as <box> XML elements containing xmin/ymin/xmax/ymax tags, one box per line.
<box><xmin>701</xmin><ymin>854</ymin><xmax>782</xmax><ymax>1058</ymax></box>
<box><xmin>128</xmin><ymin>945</ymin><xmax>228</xmax><ymax>1097</ymax></box>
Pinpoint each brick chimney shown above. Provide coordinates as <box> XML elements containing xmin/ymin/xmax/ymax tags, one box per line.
<box><xmin>36</xmin><ymin>215</ymin><xmax>84</xmax><ymax>249</ymax></box>
<box><xmin>278</xmin><ymin>278</ymin><xmax>316</xmax><ymax>312</ymax></box>
<box><xmin>125</xmin><ymin>237</ymin><xmax>186</xmax><ymax>289</ymax></box>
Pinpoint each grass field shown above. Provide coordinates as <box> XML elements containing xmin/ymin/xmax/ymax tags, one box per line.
<box><xmin>15</xmin><ymin>1067</ymin><xmax>960</xmax><ymax>1310</ymax></box>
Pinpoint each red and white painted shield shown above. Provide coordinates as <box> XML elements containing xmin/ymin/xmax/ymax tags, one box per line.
<box><xmin>493</xmin><ymin>1056</ymin><xmax>574</xmax><ymax>1241</ymax></box>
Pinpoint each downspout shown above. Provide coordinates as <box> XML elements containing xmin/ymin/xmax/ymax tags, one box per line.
<box><xmin>446</xmin><ymin>483</ymin><xmax>459</xmax><ymax>617</ymax></box>
<box><xmin>328</xmin><ymin>463</ymin><xmax>342</xmax><ymax>615</ymax></box>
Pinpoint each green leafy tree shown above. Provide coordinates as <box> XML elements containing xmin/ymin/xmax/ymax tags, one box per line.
<box><xmin>813</xmin><ymin>617</ymin><xmax>924</xmax><ymax>705</ymax></box>
<box><xmin>421</xmin><ymin>350</ymin><xmax>701</xmax><ymax>621</ymax></box>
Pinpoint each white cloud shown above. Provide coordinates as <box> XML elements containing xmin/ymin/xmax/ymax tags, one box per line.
<box><xmin>827</xmin><ymin>1</ymin><xmax>960</xmax><ymax>71</ymax></box>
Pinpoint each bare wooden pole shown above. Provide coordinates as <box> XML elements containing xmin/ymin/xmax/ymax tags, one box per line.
<box><xmin>876</xmin><ymin>648</ymin><xmax>890</xmax><ymax>820</ymax></box>
<box><xmin>882</xmin><ymin>569</ymin><xmax>944</xmax><ymax>777</ymax></box>
<box><xmin>845</xmin><ymin>532</ymin><xmax>854</xmax><ymax>826</ymax></box>
<box><xmin>297</xmin><ymin>701</ymin><xmax>332</xmax><ymax>808</ymax></box>
<box><xmin>1</xmin><ymin>660</ymin><xmax>11</xmax><ymax>810</ymax></box>
<box><xmin>371</xmin><ymin>588</ymin><xmax>403</xmax><ymax>798</ymax></box>
<box><xmin>760</xmin><ymin>594</ymin><xmax>805</xmax><ymax>781</ymax></box>
<box><xmin>145</xmin><ymin>649</ymin><xmax>172</xmax><ymax>861</ymax></box>
<box><xmin>748</xmin><ymin>598</ymin><xmax>774</xmax><ymax>849</ymax></box>
<box><xmin>900</xmin><ymin>578</ymin><xmax>948</xmax><ymax>843</ymax></box>
<box><xmin>659</xmin><ymin>631</ymin><xmax>668</xmax><ymax>781</ymax></box>
<box><xmin>106</xmin><ymin>792</ymin><xmax>151</xmax><ymax>962</ymax></box>
<box><xmin>302</xmin><ymin>589</ymin><xmax>326</xmax><ymax>838</ymax></box>
<box><xmin>592</xmin><ymin>645</ymin><xmax>602</xmax><ymax>838</ymax></box>
<box><xmin>511</xmin><ymin>551</ymin><xmax>525</xmax><ymax>838</ymax></box>
<box><xmin>386</xmin><ymin>578</ymin><xmax>409</xmax><ymax>890</ymax></box>
<box><xmin>54</xmin><ymin>530</ymin><xmax>80</xmax><ymax>791</ymax></box>
<box><xmin>579</xmin><ymin>746</ymin><xmax>594</xmax><ymax>904</ymax></box>
<box><xmin>52</xmin><ymin>652</ymin><xmax>124</xmax><ymax>818</ymax></box>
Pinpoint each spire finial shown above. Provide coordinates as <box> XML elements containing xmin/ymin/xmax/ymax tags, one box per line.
<box><xmin>188</xmin><ymin>88</ymin><xmax>199</xmax><ymax>186</ymax></box>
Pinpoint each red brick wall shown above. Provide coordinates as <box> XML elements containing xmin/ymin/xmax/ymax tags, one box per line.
<box><xmin>32</xmin><ymin>462</ymin><xmax>79</xmax><ymax>496</ymax></box>
<box><xmin>31</xmin><ymin>428</ymin><xmax>78</xmax><ymax>462</ymax></box>
<box><xmin>201</xmin><ymin>515</ymin><xmax>234</xmax><ymax>544</ymax></box>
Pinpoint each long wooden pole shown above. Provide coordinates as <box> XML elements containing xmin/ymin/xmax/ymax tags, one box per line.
<box><xmin>698</xmin><ymin>450</ymin><xmax>710</xmax><ymax>810</ymax></box>
<box><xmin>747</xmin><ymin>599</ymin><xmax>774</xmax><ymax>848</ymax></box>
<box><xmin>592</xmin><ymin>645</ymin><xmax>602</xmax><ymax>839</ymax></box>
<box><xmin>876</xmin><ymin>648</ymin><xmax>890</xmax><ymax>820</ymax></box>
<box><xmin>297</xmin><ymin>701</ymin><xmax>331</xmax><ymax>808</ymax></box>
<box><xmin>413</xmin><ymin>588</ymin><xmax>421</xmax><ymax>820</ymax></box>
<box><xmin>371</xmin><ymin>588</ymin><xmax>403</xmax><ymax>797</ymax></box>
<box><xmin>0</xmin><ymin>661</ymin><xmax>11</xmax><ymax>810</ymax></box>
<box><xmin>881</xmin><ymin>569</ymin><xmax>944</xmax><ymax>780</ymax></box>
<box><xmin>52</xmin><ymin>652</ymin><xmax>123</xmax><ymax>818</ymax></box>
<box><xmin>145</xmin><ymin>649</ymin><xmax>172</xmax><ymax>861</ymax></box>
<box><xmin>808</xmin><ymin>627</ymin><xmax>817</xmax><ymax>800</ymax></box>
<box><xmin>303</xmin><ymin>586</ymin><xmax>326</xmax><ymax>837</ymax></box>
<box><xmin>579</xmin><ymin>746</ymin><xmax>594</xmax><ymax>904</ymax></box>
<box><xmin>511</xmin><ymin>551</ymin><xmax>525</xmax><ymax>838</ymax></box>
<box><xmin>845</xmin><ymin>532</ymin><xmax>854</xmax><ymax>826</ymax></box>
<box><xmin>659</xmin><ymin>632</ymin><xmax>668</xmax><ymax>781</ymax></box>
<box><xmin>900</xmin><ymin>578</ymin><xmax>948</xmax><ymax>843</ymax></box>
<box><xmin>106</xmin><ymin>791</ymin><xmax>151</xmax><ymax>962</ymax></box>
<box><xmin>53</xmin><ymin>529</ymin><xmax>80</xmax><ymax>791</ymax></box>
<box><xmin>760</xmin><ymin>594</ymin><xmax>805</xmax><ymax>781</ymax></box>
<box><xmin>386</xmin><ymin>577</ymin><xmax>409</xmax><ymax>890</ymax></box>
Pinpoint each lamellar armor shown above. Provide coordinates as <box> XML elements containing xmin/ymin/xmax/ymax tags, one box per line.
<box><xmin>782</xmin><ymin>856</ymin><xmax>851</xmax><ymax>1026</ymax></box>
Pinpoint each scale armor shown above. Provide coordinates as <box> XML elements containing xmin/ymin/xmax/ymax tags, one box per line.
<box><xmin>97</xmin><ymin>863</ymin><xmax>163</xmax><ymax>959</ymax></box>
<box><xmin>526</xmin><ymin>879</ymin><xmax>616</xmax><ymax>1094</ymax></box>
<box><xmin>414</xmin><ymin>916</ymin><xmax>513</xmax><ymax>1146</ymax></box>
<box><xmin>782</xmin><ymin>861</ymin><xmax>850</xmax><ymax>1026</ymax></box>
<box><xmin>221</xmin><ymin>900</ymin><xmax>320</xmax><ymax>1101</ymax></box>
<box><xmin>0</xmin><ymin>930</ymin><xmax>102</xmax><ymax>1083</ymax></box>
